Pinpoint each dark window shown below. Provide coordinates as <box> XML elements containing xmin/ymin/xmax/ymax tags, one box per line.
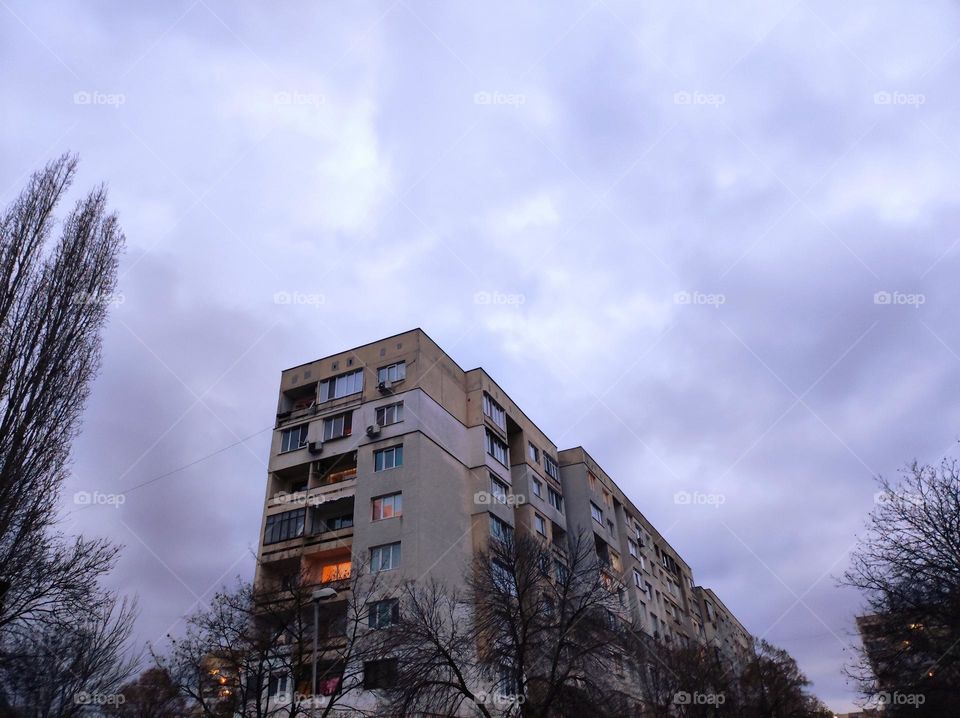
<box><xmin>264</xmin><ymin>508</ymin><xmax>306</xmax><ymax>544</ymax></box>
<box><xmin>363</xmin><ymin>658</ymin><xmax>398</xmax><ymax>689</ymax></box>
<box><xmin>368</xmin><ymin>599</ymin><xmax>400</xmax><ymax>629</ymax></box>
<box><xmin>548</xmin><ymin>487</ymin><xmax>563</xmax><ymax>512</ymax></box>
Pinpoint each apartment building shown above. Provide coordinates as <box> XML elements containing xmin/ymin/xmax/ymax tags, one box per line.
<box><xmin>693</xmin><ymin>587</ymin><xmax>752</xmax><ymax>670</ymax></box>
<box><xmin>254</xmin><ymin>328</ymin><xmax>750</xmax><ymax>706</ymax></box>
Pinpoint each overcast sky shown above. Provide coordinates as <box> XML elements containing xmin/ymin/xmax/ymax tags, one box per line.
<box><xmin>3</xmin><ymin>0</ymin><xmax>960</xmax><ymax>711</ymax></box>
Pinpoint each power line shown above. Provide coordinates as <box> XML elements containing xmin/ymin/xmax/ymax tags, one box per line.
<box><xmin>72</xmin><ymin>425</ymin><xmax>273</xmax><ymax>509</ymax></box>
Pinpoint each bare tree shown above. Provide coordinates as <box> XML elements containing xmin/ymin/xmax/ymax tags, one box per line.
<box><xmin>107</xmin><ymin>666</ymin><xmax>189</xmax><ymax>718</ymax></box>
<box><xmin>0</xmin><ymin>591</ymin><xmax>137</xmax><ymax>717</ymax></box>
<box><xmin>842</xmin><ymin>461</ymin><xmax>960</xmax><ymax>716</ymax></box>
<box><xmin>385</xmin><ymin>530</ymin><xmax>635</xmax><ymax>718</ymax></box>
<box><xmin>0</xmin><ymin>153</ymin><xmax>125</xmax><ymax>631</ymax></box>
<box><xmin>158</xmin><ymin>561</ymin><xmax>392</xmax><ymax>718</ymax></box>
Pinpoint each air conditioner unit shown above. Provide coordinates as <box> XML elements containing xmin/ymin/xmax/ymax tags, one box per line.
<box><xmin>377</xmin><ymin>380</ymin><xmax>393</xmax><ymax>393</ymax></box>
<box><xmin>366</xmin><ymin>424</ymin><xmax>381</xmax><ymax>437</ymax></box>
<box><xmin>308</xmin><ymin>441</ymin><xmax>323</xmax><ymax>454</ymax></box>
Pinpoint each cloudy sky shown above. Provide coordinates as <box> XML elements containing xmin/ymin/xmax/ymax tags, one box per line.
<box><xmin>4</xmin><ymin>0</ymin><xmax>960</xmax><ymax>710</ymax></box>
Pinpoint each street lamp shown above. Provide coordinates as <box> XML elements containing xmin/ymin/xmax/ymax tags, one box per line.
<box><xmin>312</xmin><ymin>587</ymin><xmax>339</xmax><ymax>702</ymax></box>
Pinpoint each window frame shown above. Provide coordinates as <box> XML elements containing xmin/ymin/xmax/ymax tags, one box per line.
<box><xmin>482</xmin><ymin>392</ymin><xmax>507</xmax><ymax>430</ymax></box>
<box><xmin>264</xmin><ymin>508</ymin><xmax>306</xmax><ymax>545</ymax></box>
<box><xmin>370</xmin><ymin>542</ymin><xmax>402</xmax><ymax>572</ymax></box>
<box><xmin>534</xmin><ymin>513</ymin><xmax>547</xmax><ymax>536</ymax></box>
<box><xmin>280</xmin><ymin>423</ymin><xmax>309</xmax><ymax>453</ymax></box>
<box><xmin>367</xmin><ymin>598</ymin><xmax>400</xmax><ymax>629</ymax></box>
<box><xmin>371</xmin><ymin>492</ymin><xmax>403</xmax><ymax>521</ymax></box>
<box><xmin>485</xmin><ymin>429</ymin><xmax>509</xmax><ymax>466</ymax></box>
<box><xmin>590</xmin><ymin>501</ymin><xmax>604</xmax><ymax>524</ymax></box>
<box><xmin>319</xmin><ymin>369</ymin><xmax>363</xmax><ymax>402</ymax></box>
<box><xmin>322</xmin><ymin>411</ymin><xmax>352</xmax><ymax>441</ymax></box>
<box><xmin>377</xmin><ymin>362</ymin><xmax>406</xmax><ymax>384</ymax></box>
<box><xmin>376</xmin><ymin>401</ymin><xmax>404</xmax><ymax>426</ymax></box>
<box><xmin>374</xmin><ymin>445</ymin><xmax>404</xmax><ymax>471</ymax></box>
<box><xmin>531</xmin><ymin>478</ymin><xmax>543</xmax><ymax>499</ymax></box>
<box><xmin>543</xmin><ymin>454</ymin><xmax>560</xmax><ymax>480</ymax></box>
<box><xmin>548</xmin><ymin>487</ymin><xmax>563</xmax><ymax>512</ymax></box>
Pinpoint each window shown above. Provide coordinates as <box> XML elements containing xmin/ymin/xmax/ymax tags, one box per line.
<box><xmin>368</xmin><ymin>599</ymin><xmax>400</xmax><ymax>629</ymax></box>
<box><xmin>321</xmin><ymin>561</ymin><xmax>351</xmax><ymax>583</ymax></box>
<box><xmin>377</xmin><ymin>362</ymin><xmax>406</xmax><ymax>384</ymax></box>
<box><xmin>264</xmin><ymin>508</ymin><xmax>306</xmax><ymax>544</ymax></box>
<box><xmin>280</xmin><ymin>424</ymin><xmax>309</xmax><ymax>453</ymax></box>
<box><xmin>489</xmin><ymin>514</ymin><xmax>514</xmax><ymax>544</ymax></box>
<box><xmin>645</xmin><ymin>581</ymin><xmax>653</xmax><ymax>600</ymax></box>
<box><xmin>602</xmin><ymin>488</ymin><xmax>611</xmax><ymax>508</ymax></box>
<box><xmin>267</xmin><ymin>672</ymin><xmax>289</xmax><ymax>698</ymax></box>
<box><xmin>322</xmin><ymin>412</ymin><xmax>352</xmax><ymax>441</ymax></box>
<box><xmin>588</xmin><ymin>472</ymin><xmax>598</xmax><ymax>491</ymax></box>
<box><xmin>319</xmin><ymin>369</ymin><xmax>363</xmax><ymax>402</ymax></box>
<box><xmin>482</xmin><ymin>393</ymin><xmax>506</xmax><ymax>430</ymax></box>
<box><xmin>638</xmin><ymin>555</ymin><xmax>647</xmax><ymax>571</ymax></box>
<box><xmin>322</xmin><ymin>513</ymin><xmax>353</xmax><ymax>532</ymax></box>
<box><xmin>370</xmin><ymin>542</ymin><xmax>401</xmax><ymax>572</ymax></box>
<box><xmin>485</xmin><ymin>429</ymin><xmax>509</xmax><ymax>465</ymax></box>
<box><xmin>633</xmin><ymin>569</ymin><xmax>643</xmax><ymax>588</ymax></box>
<box><xmin>628</xmin><ymin>539</ymin><xmax>639</xmax><ymax>558</ymax></box>
<box><xmin>496</xmin><ymin>661</ymin><xmax>520</xmax><ymax>696</ymax></box>
<box><xmin>534</xmin><ymin>513</ymin><xmax>547</xmax><ymax>536</ymax></box>
<box><xmin>528</xmin><ymin>442</ymin><xmax>539</xmax><ymax>463</ymax></box>
<box><xmin>376</xmin><ymin>402</ymin><xmax>404</xmax><ymax>426</ymax></box>
<box><xmin>607</xmin><ymin>519</ymin><xmax>616</xmax><ymax>537</ymax></box>
<box><xmin>590</xmin><ymin>502</ymin><xmax>603</xmax><ymax>524</ymax></box>
<box><xmin>544</xmin><ymin>454</ymin><xmax>559</xmax><ymax>480</ymax></box>
<box><xmin>491</xmin><ymin>561</ymin><xmax>516</xmax><ymax>595</ymax></box>
<box><xmin>490</xmin><ymin>475</ymin><xmax>509</xmax><ymax>503</ymax></box>
<box><xmin>610</xmin><ymin>550</ymin><xmax>621</xmax><ymax>572</ymax></box>
<box><xmin>531</xmin><ymin>478</ymin><xmax>543</xmax><ymax>498</ymax></box>
<box><xmin>363</xmin><ymin>659</ymin><xmax>398</xmax><ymax>689</ymax></box>
<box><xmin>372</xmin><ymin>493</ymin><xmax>402</xmax><ymax>520</ymax></box>
<box><xmin>554</xmin><ymin>559</ymin><xmax>569</xmax><ymax>583</ymax></box>
<box><xmin>548</xmin><ymin>487</ymin><xmax>563</xmax><ymax>512</ymax></box>
<box><xmin>374</xmin><ymin>445</ymin><xmax>403</xmax><ymax>471</ymax></box>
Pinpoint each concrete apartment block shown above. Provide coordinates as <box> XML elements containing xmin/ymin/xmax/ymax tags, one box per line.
<box><xmin>254</xmin><ymin>328</ymin><xmax>751</xmax><ymax>705</ymax></box>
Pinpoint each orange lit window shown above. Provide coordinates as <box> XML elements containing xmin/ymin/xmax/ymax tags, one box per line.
<box><xmin>321</xmin><ymin>561</ymin><xmax>352</xmax><ymax>582</ymax></box>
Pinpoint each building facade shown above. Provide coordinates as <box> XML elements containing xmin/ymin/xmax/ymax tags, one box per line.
<box><xmin>254</xmin><ymin>329</ymin><xmax>750</xmax><ymax>707</ymax></box>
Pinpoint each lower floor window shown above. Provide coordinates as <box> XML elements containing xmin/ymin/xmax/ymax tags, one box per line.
<box><xmin>363</xmin><ymin>658</ymin><xmax>398</xmax><ymax>689</ymax></box>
